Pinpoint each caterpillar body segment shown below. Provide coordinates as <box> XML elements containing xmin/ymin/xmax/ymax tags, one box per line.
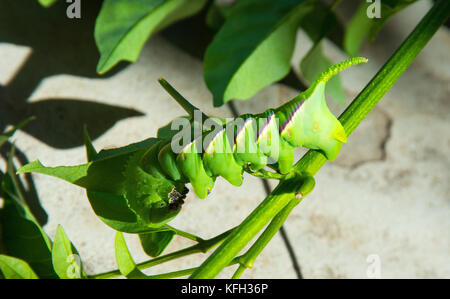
<box><xmin>232</xmin><ymin>114</ymin><xmax>268</xmax><ymax>171</ymax></box>
<box><xmin>203</xmin><ymin>127</ymin><xmax>244</xmax><ymax>187</ymax></box>
<box><xmin>177</xmin><ymin>136</ymin><xmax>216</xmax><ymax>199</ymax></box>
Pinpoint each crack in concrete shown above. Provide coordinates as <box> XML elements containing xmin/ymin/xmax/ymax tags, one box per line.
<box><xmin>337</xmin><ymin>107</ymin><xmax>393</xmax><ymax>170</ymax></box>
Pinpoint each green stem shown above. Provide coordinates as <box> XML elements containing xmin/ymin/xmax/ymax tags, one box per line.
<box><xmin>232</xmin><ymin>197</ymin><xmax>298</xmax><ymax>279</ymax></box>
<box><xmin>146</xmin><ymin>267</ymin><xmax>198</xmax><ymax>279</ymax></box>
<box><xmin>89</xmin><ymin>226</ymin><xmax>236</xmax><ymax>279</ymax></box>
<box><xmin>148</xmin><ymin>258</ymin><xmax>241</xmax><ymax>279</ymax></box>
<box><xmin>190</xmin><ymin>175</ymin><xmax>305</xmax><ymax>278</ymax></box>
<box><xmin>190</xmin><ymin>0</ymin><xmax>450</xmax><ymax>278</ymax></box>
<box><xmin>231</xmin><ymin>198</ymin><xmax>301</xmax><ymax>279</ymax></box>
<box><xmin>166</xmin><ymin>225</ymin><xmax>205</xmax><ymax>243</ymax></box>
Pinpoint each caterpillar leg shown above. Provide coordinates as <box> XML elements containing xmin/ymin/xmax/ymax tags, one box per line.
<box><xmin>256</xmin><ymin>110</ymin><xmax>294</xmax><ymax>174</ymax></box>
<box><xmin>176</xmin><ymin>138</ymin><xmax>215</xmax><ymax>199</ymax></box>
<box><xmin>203</xmin><ymin>128</ymin><xmax>243</xmax><ymax>186</ymax></box>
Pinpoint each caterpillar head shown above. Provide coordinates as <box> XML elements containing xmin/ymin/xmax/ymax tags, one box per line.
<box><xmin>125</xmin><ymin>150</ymin><xmax>188</xmax><ymax>228</ymax></box>
<box><xmin>146</xmin><ymin>184</ymin><xmax>189</xmax><ymax>226</ymax></box>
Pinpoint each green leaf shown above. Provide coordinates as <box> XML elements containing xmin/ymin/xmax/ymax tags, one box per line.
<box><xmin>17</xmin><ymin>138</ymin><xmax>173</xmax><ymax>233</ymax></box>
<box><xmin>115</xmin><ymin>232</ymin><xmax>148</xmax><ymax>279</ymax></box>
<box><xmin>0</xmin><ymin>255</ymin><xmax>38</xmax><ymax>279</ymax></box>
<box><xmin>38</xmin><ymin>0</ymin><xmax>58</xmax><ymax>8</ymax></box>
<box><xmin>83</xmin><ymin>126</ymin><xmax>97</xmax><ymax>162</ymax></box>
<box><xmin>1</xmin><ymin>147</ymin><xmax>57</xmax><ymax>279</ymax></box>
<box><xmin>139</xmin><ymin>230</ymin><xmax>175</xmax><ymax>257</ymax></box>
<box><xmin>156</xmin><ymin>116</ymin><xmax>190</xmax><ymax>139</ymax></box>
<box><xmin>95</xmin><ymin>0</ymin><xmax>208</xmax><ymax>74</ymax></box>
<box><xmin>344</xmin><ymin>0</ymin><xmax>418</xmax><ymax>56</ymax></box>
<box><xmin>17</xmin><ymin>160</ymin><xmax>92</xmax><ymax>187</ymax></box>
<box><xmin>51</xmin><ymin>225</ymin><xmax>86</xmax><ymax>279</ymax></box>
<box><xmin>0</xmin><ymin>117</ymin><xmax>35</xmax><ymax>149</ymax></box>
<box><xmin>300</xmin><ymin>43</ymin><xmax>346</xmax><ymax>104</ymax></box>
<box><xmin>204</xmin><ymin>0</ymin><xmax>313</xmax><ymax>107</ymax></box>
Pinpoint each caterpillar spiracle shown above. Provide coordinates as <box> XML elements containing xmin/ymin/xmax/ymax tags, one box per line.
<box><xmin>135</xmin><ymin>57</ymin><xmax>367</xmax><ymax>221</ymax></box>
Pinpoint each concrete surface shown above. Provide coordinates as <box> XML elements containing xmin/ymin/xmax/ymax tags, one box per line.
<box><xmin>0</xmin><ymin>0</ymin><xmax>448</xmax><ymax>278</ymax></box>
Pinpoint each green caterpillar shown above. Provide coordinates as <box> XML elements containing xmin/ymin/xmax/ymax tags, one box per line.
<box><xmin>140</xmin><ymin>57</ymin><xmax>366</xmax><ymax>208</ymax></box>
<box><xmin>18</xmin><ymin>57</ymin><xmax>367</xmax><ymax>230</ymax></box>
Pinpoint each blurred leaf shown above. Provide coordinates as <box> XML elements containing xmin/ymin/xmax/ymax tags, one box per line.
<box><xmin>205</xmin><ymin>0</ymin><xmax>234</xmax><ymax>31</ymax></box>
<box><xmin>38</xmin><ymin>0</ymin><xmax>58</xmax><ymax>8</ymax></box>
<box><xmin>344</xmin><ymin>2</ymin><xmax>373</xmax><ymax>57</ymax></box>
<box><xmin>298</xmin><ymin>2</ymin><xmax>345</xmax><ymax>104</ymax></box>
<box><xmin>300</xmin><ymin>1</ymin><xmax>337</xmax><ymax>43</ymax></box>
<box><xmin>1</xmin><ymin>146</ymin><xmax>56</xmax><ymax>278</ymax></box>
<box><xmin>51</xmin><ymin>225</ymin><xmax>86</xmax><ymax>279</ymax></box>
<box><xmin>115</xmin><ymin>232</ymin><xmax>148</xmax><ymax>279</ymax></box>
<box><xmin>204</xmin><ymin>0</ymin><xmax>314</xmax><ymax>107</ymax></box>
<box><xmin>139</xmin><ymin>230</ymin><xmax>175</xmax><ymax>257</ymax></box>
<box><xmin>0</xmin><ymin>117</ymin><xmax>35</xmax><ymax>149</ymax></box>
<box><xmin>95</xmin><ymin>0</ymin><xmax>208</xmax><ymax>74</ymax></box>
<box><xmin>368</xmin><ymin>0</ymin><xmax>418</xmax><ymax>40</ymax></box>
<box><xmin>344</xmin><ymin>0</ymin><xmax>418</xmax><ymax>56</ymax></box>
<box><xmin>300</xmin><ymin>43</ymin><xmax>346</xmax><ymax>104</ymax></box>
<box><xmin>0</xmin><ymin>255</ymin><xmax>38</xmax><ymax>279</ymax></box>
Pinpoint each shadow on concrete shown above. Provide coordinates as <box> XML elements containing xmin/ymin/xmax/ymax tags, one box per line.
<box><xmin>0</xmin><ymin>0</ymin><xmax>140</xmax><ymax>149</ymax></box>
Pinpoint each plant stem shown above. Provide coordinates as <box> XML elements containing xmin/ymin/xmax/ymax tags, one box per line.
<box><xmin>166</xmin><ymin>225</ymin><xmax>205</xmax><ymax>243</ymax></box>
<box><xmin>147</xmin><ymin>258</ymin><xmax>241</xmax><ymax>279</ymax></box>
<box><xmin>146</xmin><ymin>267</ymin><xmax>198</xmax><ymax>279</ymax></box>
<box><xmin>190</xmin><ymin>175</ymin><xmax>305</xmax><ymax>278</ymax></box>
<box><xmin>190</xmin><ymin>0</ymin><xmax>450</xmax><ymax>278</ymax></box>
<box><xmin>89</xmin><ymin>226</ymin><xmax>236</xmax><ymax>279</ymax></box>
<box><xmin>231</xmin><ymin>198</ymin><xmax>301</xmax><ymax>279</ymax></box>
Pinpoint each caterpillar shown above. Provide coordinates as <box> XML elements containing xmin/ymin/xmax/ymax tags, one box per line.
<box><xmin>139</xmin><ymin>57</ymin><xmax>367</xmax><ymax>206</ymax></box>
<box><xmin>18</xmin><ymin>57</ymin><xmax>367</xmax><ymax>230</ymax></box>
